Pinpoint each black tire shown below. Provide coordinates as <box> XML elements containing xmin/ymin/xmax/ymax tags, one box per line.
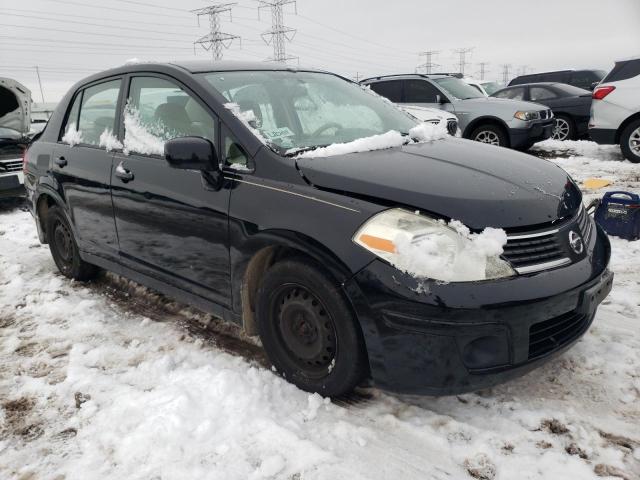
<box><xmin>46</xmin><ymin>206</ymin><xmax>99</xmax><ymax>281</ymax></box>
<box><xmin>620</xmin><ymin>119</ymin><xmax>640</xmax><ymax>164</ymax></box>
<box><xmin>256</xmin><ymin>259</ymin><xmax>368</xmax><ymax>396</ymax></box>
<box><xmin>469</xmin><ymin>124</ymin><xmax>509</xmax><ymax>147</ymax></box>
<box><xmin>552</xmin><ymin>114</ymin><xmax>575</xmax><ymax>141</ymax></box>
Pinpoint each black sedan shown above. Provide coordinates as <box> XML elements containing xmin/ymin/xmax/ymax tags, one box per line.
<box><xmin>24</xmin><ymin>61</ymin><xmax>613</xmax><ymax>396</ymax></box>
<box><xmin>492</xmin><ymin>83</ymin><xmax>592</xmax><ymax>141</ymax></box>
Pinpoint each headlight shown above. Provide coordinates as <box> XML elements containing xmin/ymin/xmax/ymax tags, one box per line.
<box><xmin>353</xmin><ymin>209</ymin><xmax>515</xmax><ymax>282</ymax></box>
<box><xmin>514</xmin><ymin>111</ymin><xmax>541</xmax><ymax>121</ymax></box>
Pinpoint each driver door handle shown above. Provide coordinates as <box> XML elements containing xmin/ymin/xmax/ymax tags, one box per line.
<box><xmin>54</xmin><ymin>156</ymin><xmax>67</xmax><ymax>167</ymax></box>
<box><xmin>115</xmin><ymin>162</ymin><xmax>134</xmax><ymax>183</ymax></box>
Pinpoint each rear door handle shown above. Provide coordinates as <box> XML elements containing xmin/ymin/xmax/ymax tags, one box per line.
<box><xmin>54</xmin><ymin>156</ymin><xmax>67</xmax><ymax>167</ymax></box>
<box><xmin>115</xmin><ymin>162</ymin><xmax>134</xmax><ymax>183</ymax></box>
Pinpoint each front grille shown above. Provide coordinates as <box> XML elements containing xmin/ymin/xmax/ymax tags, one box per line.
<box><xmin>446</xmin><ymin>119</ymin><xmax>458</xmax><ymax>135</ymax></box>
<box><xmin>528</xmin><ymin>310</ymin><xmax>589</xmax><ymax>359</ymax></box>
<box><xmin>503</xmin><ymin>231</ymin><xmax>567</xmax><ymax>271</ymax></box>
<box><xmin>0</xmin><ymin>158</ymin><xmax>23</xmax><ymax>173</ymax></box>
<box><xmin>538</xmin><ymin>109</ymin><xmax>554</xmax><ymax>120</ymax></box>
<box><xmin>503</xmin><ymin>206</ymin><xmax>593</xmax><ymax>274</ymax></box>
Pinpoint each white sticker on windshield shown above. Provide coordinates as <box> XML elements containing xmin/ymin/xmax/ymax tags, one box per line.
<box><xmin>263</xmin><ymin>127</ymin><xmax>295</xmax><ymax>141</ymax></box>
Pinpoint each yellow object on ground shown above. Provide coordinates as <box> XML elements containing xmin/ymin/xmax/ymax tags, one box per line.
<box><xmin>583</xmin><ymin>178</ymin><xmax>613</xmax><ymax>189</ymax></box>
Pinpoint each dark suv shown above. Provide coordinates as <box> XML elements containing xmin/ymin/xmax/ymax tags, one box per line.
<box><xmin>24</xmin><ymin>61</ymin><xmax>613</xmax><ymax>396</ymax></box>
<box><xmin>509</xmin><ymin>69</ymin><xmax>607</xmax><ymax>91</ymax></box>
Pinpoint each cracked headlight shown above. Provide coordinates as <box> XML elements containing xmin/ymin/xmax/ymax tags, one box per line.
<box><xmin>353</xmin><ymin>209</ymin><xmax>516</xmax><ymax>282</ymax></box>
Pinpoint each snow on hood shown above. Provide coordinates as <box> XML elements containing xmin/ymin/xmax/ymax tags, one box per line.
<box><xmin>0</xmin><ymin>77</ymin><xmax>31</xmax><ymax>135</ymax></box>
<box><xmin>294</xmin><ymin>122</ymin><xmax>448</xmax><ymax>159</ymax></box>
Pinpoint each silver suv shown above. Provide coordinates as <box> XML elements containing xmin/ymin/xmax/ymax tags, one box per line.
<box><xmin>361</xmin><ymin>74</ymin><xmax>554</xmax><ymax>149</ymax></box>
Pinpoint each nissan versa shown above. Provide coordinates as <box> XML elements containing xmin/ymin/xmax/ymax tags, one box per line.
<box><xmin>23</xmin><ymin>61</ymin><xmax>613</xmax><ymax>397</ymax></box>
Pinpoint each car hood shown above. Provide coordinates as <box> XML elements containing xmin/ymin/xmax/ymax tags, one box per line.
<box><xmin>0</xmin><ymin>77</ymin><xmax>32</xmax><ymax>135</ymax></box>
<box><xmin>455</xmin><ymin>96</ymin><xmax>548</xmax><ymax>113</ymax></box>
<box><xmin>296</xmin><ymin>137</ymin><xmax>581</xmax><ymax>230</ymax></box>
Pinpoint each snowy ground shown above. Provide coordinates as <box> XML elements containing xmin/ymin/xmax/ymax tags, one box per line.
<box><xmin>0</xmin><ymin>141</ymin><xmax>639</xmax><ymax>480</ymax></box>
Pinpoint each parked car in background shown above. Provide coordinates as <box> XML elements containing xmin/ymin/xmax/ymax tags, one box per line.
<box><xmin>361</xmin><ymin>73</ymin><xmax>554</xmax><ymax>149</ymax></box>
<box><xmin>589</xmin><ymin>57</ymin><xmax>640</xmax><ymax>163</ymax></box>
<box><xmin>24</xmin><ymin>61</ymin><xmax>613</xmax><ymax>397</ymax></box>
<box><xmin>492</xmin><ymin>83</ymin><xmax>592</xmax><ymax>141</ymax></box>
<box><xmin>0</xmin><ymin>77</ymin><xmax>31</xmax><ymax>198</ymax></box>
<box><xmin>30</xmin><ymin>102</ymin><xmax>57</xmax><ymax>134</ymax></box>
<box><xmin>465</xmin><ymin>78</ymin><xmax>504</xmax><ymax>96</ymax></box>
<box><xmin>397</xmin><ymin>104</ymin><xmax>460</xmax><ymax>136</ymax></box>
<box><xmin>509</xmin><ymin>69</ymin><xmax>606</xmax><ymax>91</ymax></box>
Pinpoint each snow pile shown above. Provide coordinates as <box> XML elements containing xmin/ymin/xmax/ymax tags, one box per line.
<box><xmin>394</xmin><ymin>220</ymin><xmax>508</xmax><ymax>281</ymax></box>
<box><xmin>532</xmin><ymin>139</ymin><xmax>620</xmax><ymax>159</ymax></box>
<box><xmin>122</xmin><ymin>104</ymin><xmax>165</xmax><ymax>156</ymax></box>
<box><xmin>98</xmin><ymin>128</ymin><xmax>123</xmax><ymax>152</ymax></box>
<box><xmin>61</xmin><ymin>122</ymin><xmax>82</xmax><ymax>146</ymax></box>
<box><xmin>296</xmin><ymin>123</ymin><xmax>448</xmax><ymax>159</ymax></box>
<box><xmin>224</xmin><ymin>102</ymin><xmax>269</xmax><ymax>145</ymax></box>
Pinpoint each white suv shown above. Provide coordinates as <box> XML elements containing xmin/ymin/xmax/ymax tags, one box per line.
<box><xmin>589</xmin><ymin>57</ymin><xmax>640</xmax><ymax>163</ymax></box>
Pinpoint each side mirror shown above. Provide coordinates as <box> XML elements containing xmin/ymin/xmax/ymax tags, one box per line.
<box><xmin>435</xmin><ymin>94</ymin><xmax>446</xmax><ymax>104</ymax></box>
<box><xmin>165</xmin><ymin>136</ymin><xmax>219</xmax><ymax>172</ymax></box>
<box><xmin>590</xmin><ymin>81</ymin><xmax>599</xmax><ymax>91</ymax></box>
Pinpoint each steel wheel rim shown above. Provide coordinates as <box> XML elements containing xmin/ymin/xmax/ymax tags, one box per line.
<box><xmin>272</xmin><ymin>284</ymin><xmax>337</xmax><ymax>378</ymax></box>
<box><xmin>552</xmin><ymin>118</ymin><xmax>570</xmax><ymax>140</ymax></box>
<box><xmin>53</xmin><ymin>220</ymin><xmax>73</xmax><ymax>265</ymax></box>
<box><xmin>475</xmin><ymin>130</ymin><xmax>500</xmax><ymax>145</ymax></box>
<box><xmin>630</xmin><ymin>127</ymin><xmax>640</xmax><ymax>154</ymax></box>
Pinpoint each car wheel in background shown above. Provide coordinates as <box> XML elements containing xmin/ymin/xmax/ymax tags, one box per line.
<box><xmin>470</xmin><ymin>125</ymin><xmax>508</xmax><ymax>147</ymax></box>
<box><xmin>46</xmin><ymin>206</ymin><xmax>99</xmax><ymax>281</ymax></box>
<box><xmin>256</xmin><ymin>259</ymin><xmax>368</xmax><ymax>397</ymax></box>
<box><xmin>552</xmin><ymin>115</ymin><xmax>574</xmax><ymax>141</ymax></box>
<box><xmin>620</xmin><ymin>119</ymin><xmax>640</xmax><ymax>163</ymax></box>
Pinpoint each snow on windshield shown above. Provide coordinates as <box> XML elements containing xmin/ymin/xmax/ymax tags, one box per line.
<box><xmin>394</xmin><ymin>220</ymin><xmax>508</xmax><ymax>282</ymax></box>
<box><xmin>61</xmin><ymin>122</ymin><xmax>83</xmax><ymax>146</ymax></box>
<box><xmin>294</xmin><ymin>122</ymin><xmax>449</xmax><ymax>158</ymax></box>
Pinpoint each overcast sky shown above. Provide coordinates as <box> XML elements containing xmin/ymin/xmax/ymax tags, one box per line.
<box><xmin>2</xmin><ymin>0</ymin><xmax>639</xmax><ymax>102</ymax></box>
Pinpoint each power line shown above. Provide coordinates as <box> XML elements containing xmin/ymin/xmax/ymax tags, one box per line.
<box><xmin>193</xmin><ymin>3</ymin><xmax>241</xmax><ymax>60</ymax></box>
<box><xmin>36</xmin><ymin>0</ymin><xmax>192</xmax><ymax>19</ymax></box>
<box><xmin>258</xmin><ymin>0</ymin><xmax>297</xmax><ymax>63</ymax></box>
<box><xmin>417</xmin><ymin>50</ymin><xmax>440</xmax><ymax>74</ymax></box>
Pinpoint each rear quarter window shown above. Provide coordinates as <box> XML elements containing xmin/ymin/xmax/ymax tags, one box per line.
<box><xmin>602</xmin><ymin>60</ymin><xmax>640</xmax><ymax>83</ymax></box>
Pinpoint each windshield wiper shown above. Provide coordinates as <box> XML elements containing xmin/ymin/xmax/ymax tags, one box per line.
<box><xmin>284</xmin><ymin>144</ymin><xmax>331</xmax><ymax>157</ymax></box>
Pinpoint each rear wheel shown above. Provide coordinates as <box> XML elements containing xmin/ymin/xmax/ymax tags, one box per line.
<box><xmin>620</xmin><ymin>119</ymin><xmax>640</xmax><ymax>163</ymax></box>
<box><xmin>470</xmin><ymin>124</ymin><xmax>508</xmax><ymax>147</ymax></box>
<box><xmin>256</xmin><ymin>259</ymin><xmax>368</xmax><ymax>396</ymax></box>
<box><xmin>552</xmin><ymin>115</ymin><xmax>574</xmax><ymax>141</ymax></box>
<box><xmin>46</xmin><ymin>206</ymin><xmax>99</xmax><ymax>280</ymax></box>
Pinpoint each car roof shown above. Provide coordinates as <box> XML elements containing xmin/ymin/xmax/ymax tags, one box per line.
<box><xmin>68</xmin><ymin>60</ymin><xmax>334</xmax><ymax>89</ymax></box>
<box><xmin>360</xmin><ymin>73</ymin><xmax>455</xmax><ymax>83</ymax></box>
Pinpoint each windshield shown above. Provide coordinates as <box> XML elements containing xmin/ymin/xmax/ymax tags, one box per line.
<box><xmin>480</xmin><ymin>81</ymin><xmax>502</xmax><ymax>95</ymax></box>
<box><xmin>433</xmin><ymin>77</ymin><xmax>485</xmax><ymax>100</ymax></box>
<box><xmin>201</xmin><ymin>71</ymin><xmax>417</xmax><ymax>154</ymax></box>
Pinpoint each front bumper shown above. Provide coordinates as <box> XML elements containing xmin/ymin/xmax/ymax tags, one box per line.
<box><xmin>509</xmin><ymin>119</ymin><xmax>555</xmax><ymax>148</ymax></box>
<box><xmin>344</xmin><ymin>224</ymin><xmax>612</xmax><ymax>395</ymax></box>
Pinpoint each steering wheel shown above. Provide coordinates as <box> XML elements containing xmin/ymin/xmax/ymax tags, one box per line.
<box><xmin>311</xmin><ymin>122</ymin><xmax>344</xmax><ymax>137</ymax></box>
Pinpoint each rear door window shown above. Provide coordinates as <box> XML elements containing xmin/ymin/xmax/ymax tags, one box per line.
<box><xmin>602</xmin><ymin>60</ymin><xmax>640</xmax><ymax>83</ymax></box>
<box><xmin>368</xmin><ymin>80</ymin><xmax>403</xmax><ymax>102</ymax></box>
<box><xmin>404</xmin><ymin>80</ymin><xmax>442</xmax><ymax>103</ymax></box>
<box><xmin>77</xmin><ymin>80</ymin><xmax>121</xmax><ymax>146</ymax></box>
<box><xmin>494</xmin><ymin>87</ymin><xmax>526</xmax><ymax>100</ymax></box>
<box><xmin>529</xmin><ymin>86</ymin><xmax>558</xmax><ymax>101</ymax></box>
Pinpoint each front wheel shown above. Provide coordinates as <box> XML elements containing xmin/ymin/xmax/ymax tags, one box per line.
<box><xmin>256</xmin><ymin>259</ymin><xmax>368</xmax><ymax>396</ymax></box>
<box><xmin>620</xmin><ymin>119</ymin><xmax>640</xmax><ymax>163</ymax></box>
<box><xmin>46</xmin><ymin>206</ymin><xmax>99</xmax><ymax>281</ymax></box>
<box><xmin>470</xmin><ymin>124</ymin><xmax>508</xmax><ymax>147</ymax></box>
